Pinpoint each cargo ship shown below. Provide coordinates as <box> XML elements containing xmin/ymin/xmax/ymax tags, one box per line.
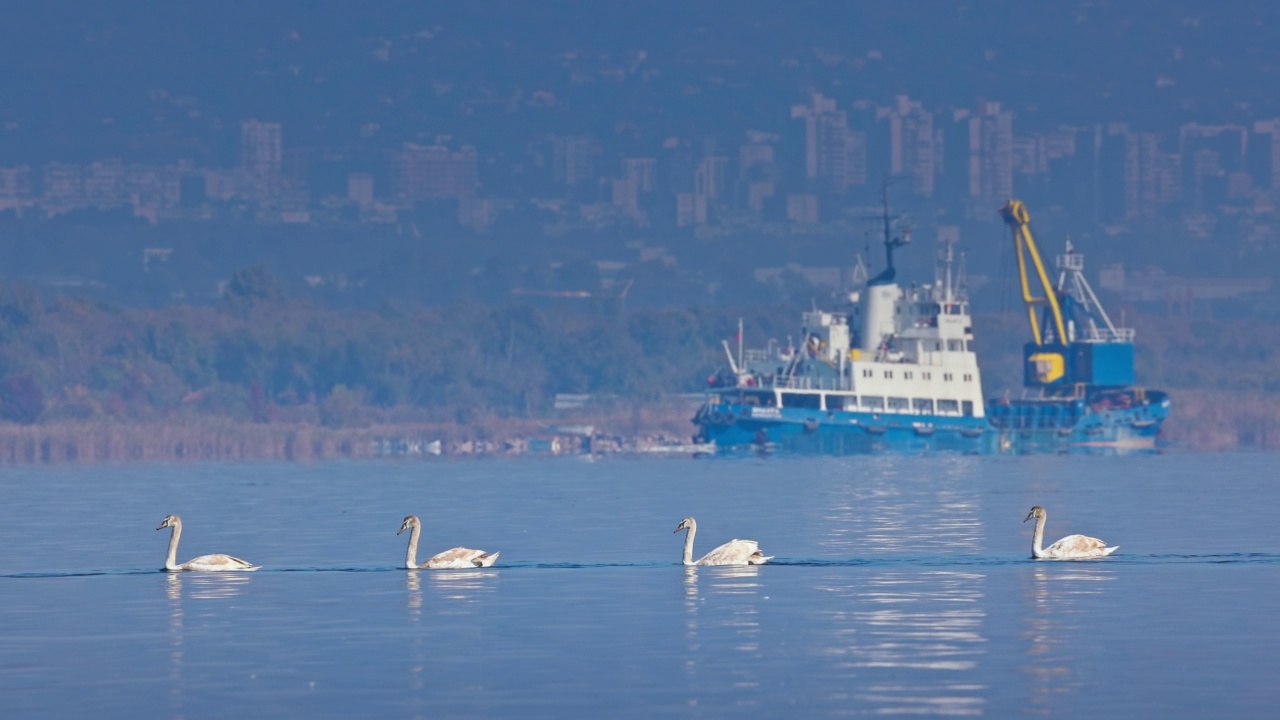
<box><xmin>691</xmin><ymin>196</ymin><xmax>1170</xmax><ymax>454</ymax></box>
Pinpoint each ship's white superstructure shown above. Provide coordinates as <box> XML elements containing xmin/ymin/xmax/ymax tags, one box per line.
<box><xmin>730</xmin><ymin>236</ymin><xmax>984</xmax><ymax>420</ymax></box>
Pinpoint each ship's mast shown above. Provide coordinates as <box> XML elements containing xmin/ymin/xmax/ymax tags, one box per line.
<box><xmin>868</xmin><ymin>176</ymin><xmax>909</xmax><ymax>286</ymax></box>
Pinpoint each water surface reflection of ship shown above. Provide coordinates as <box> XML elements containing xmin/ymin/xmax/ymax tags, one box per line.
<box><xmin>816</xmin><ymin>466</ymin><xmax>989</xmax><ymax>715</ymax></box>
<box><xmin>819</xmin><ymin>457</ymin><xmax>985</xmax><ymax>556</ymax></box>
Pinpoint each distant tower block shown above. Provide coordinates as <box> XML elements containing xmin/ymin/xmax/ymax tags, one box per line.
<box><xmin>241</xmin><ymin>120</ymin><xmax>283</xmax><ymax>201</ymax></box>
<box><xmin>347</xmin><ymin>172</ymin><xmax>374</xmax><ymax>207</ymax></box>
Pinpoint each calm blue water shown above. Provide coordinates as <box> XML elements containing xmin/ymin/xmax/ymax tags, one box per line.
<box><xmin>2</xmin><ymin>452</ymin><xmax>1279</xmax><ymax>718</ymax></box>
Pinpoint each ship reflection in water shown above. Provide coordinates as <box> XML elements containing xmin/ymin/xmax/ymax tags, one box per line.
<box><xmin>818</xmin><ymin>455</ymin><xmax>985</xmax><ymax>556</ymax></box>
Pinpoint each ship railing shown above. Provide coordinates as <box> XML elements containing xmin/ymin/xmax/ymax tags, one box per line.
<box><xmin>1078</xmin><ymin>327</ymin><xmax>1136</xmax><ymax>343</ymax></box>
<box><xmin>771</xmin><ymin>376</ymin><xmax>853</xmax><ymax>391</ymax></box>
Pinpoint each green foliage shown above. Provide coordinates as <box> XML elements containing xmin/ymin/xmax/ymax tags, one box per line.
<box><xmin>7</xmin><ymin>279</ymin><xmax>1265</xmax><ymax>430</ymax></box>
<box><xmin>0</xmin><ymin>373</ymin><xmax>45</xmax><ymax>424</ymax></box>
<box><xmin>223</xmin><ymin>265</ymin><xmax>286</xmax><ymax>316</ymax></box>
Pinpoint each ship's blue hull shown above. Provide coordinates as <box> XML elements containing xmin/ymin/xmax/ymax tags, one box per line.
<box><xmin>693</xmin><ymin>391</ymin><xmax>1170</xmax><ymax>456</ymax></box>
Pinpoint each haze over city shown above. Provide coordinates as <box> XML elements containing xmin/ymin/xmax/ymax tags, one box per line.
<box><xmin>2</xmin><ymin>0</ymin><xmax>1279</xmax><ymax>312</ymax></box>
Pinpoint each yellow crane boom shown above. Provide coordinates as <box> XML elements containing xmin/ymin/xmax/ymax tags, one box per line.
<box><xmin>999</xmin><ymin>200</ymin><xmax>1067</xmax><ymax>347</ymax></box>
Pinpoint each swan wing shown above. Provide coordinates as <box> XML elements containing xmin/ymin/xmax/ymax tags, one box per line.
<box><xmin>697</xmin><ymin>539</ymin><xmax>768</xmax><ymax>566</ymax></box>
<box><xmin>424</xmin><ymin>547</ymin><xmax>499</xmax><ymax>569</ymax></box>
<box><xmin>1042</xmin><ymin>534</ymin><xmax>1118</xmax><ymax>559</ymax></box>
<box><xmin>181</xmin><ymin>553</ymin><xmax>260</xmax><ymax>571</ymax></box>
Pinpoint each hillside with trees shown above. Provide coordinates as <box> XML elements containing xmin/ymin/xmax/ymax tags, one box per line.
<box><xmin>0</xmin><ymin>266</ymin><xmax>1273</xmax><ymax>461</ymax></box>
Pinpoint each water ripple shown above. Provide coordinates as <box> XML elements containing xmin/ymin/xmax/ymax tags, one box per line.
<box><xmin>4</xmin><ymin>552</ymin><xmax>1279</xmax><ymax>579</ymax></box>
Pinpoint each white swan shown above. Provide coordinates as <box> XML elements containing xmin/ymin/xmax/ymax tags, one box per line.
<box><xmin>156</xmin><ymin>514</ymin><xmax>259</xmax><ymax>572</ymax></box>
<box><xmin>674</xmin><ymin>516</ymin><xmax>772</xmax><ymax>566</ymax></box>
<box><xmin>1024</xmin><ymin>505</ymin><xmax>1118</xmax><ymax>559</ymax></box>
<box><xmin>398</xmin><ymin>515</ymin><xmax>499</xmax><ymax>569</ymax></box>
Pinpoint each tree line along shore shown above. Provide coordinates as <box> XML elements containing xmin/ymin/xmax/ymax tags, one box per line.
<box><xmin>0</xmin><ymin>277</ymin><xmax>1274</xmax><ymax>462</ymax></box>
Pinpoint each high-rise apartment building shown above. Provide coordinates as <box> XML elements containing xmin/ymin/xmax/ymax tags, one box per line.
<box><xmin>0</xmin><ymin>166</ymin><xmax>32</xmax><ymax>202</ymax></box>
<box><xmin>620</xmin><ymin>157</ymin><xmax>657</xmax><ymax>194</ymax></box>
<box><xmin>240</xmin><ymin>120</ymin><xmax>283</xmax><ymax>201</ymax></box>
<box><xmin>886</xmin><ymin>95</ymin><xmax>935</xmax><ymax>197</ymax></box>
<box><xmin>1179</xmin><ymin>123</ymin><xmax>1248</xmax><ymax>209</ymax></box>
<box><xmin>1141</xmin><ymin>133</ymin><xmax>1182</xmax><ymax>213</ymax></box>
<box><xmin>347</xmin><ymin>172</ymin><xmax>375</xmax><ymax>207</ymax></box>
<box><xmin>791</xmin><ymin>93</ymin><xmax>865</xmax><ymax>192</ymax></box>
<box><xmin>551</xmin><ymin>135</ymin><xmax>598</xmax><ymax>187</ymax></box>
<box><xmin>967</xmin><ymin>102</ymin><xmax>1013</xmax><ymax>207</ymax></box>
<box><xmin>1251</xmin><ymin>119</ymin><xmax>1280</xmax><ymax>193</ymax></box>
<box><xmin>676</xmin><ymin>192</ymin><xmax>708</xmax><ymax>227</ymax></box>
<box><xmin>739</xmin><ymin>137</ymin><xmax>776</xmax><ymax>179</ymax></box>
<box><xmin>694</xmin><ymin>157</ymin><xmax>729</xmax><ymax>199</ymax></box>
<box><xmin>392</xmin><ymin>144</ymin><xmax>478</xmax><ymax>201</ymax></box>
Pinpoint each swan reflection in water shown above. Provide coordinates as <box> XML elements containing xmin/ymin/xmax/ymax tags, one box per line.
<box><xmin>404</xmin><ymin>568</ymin><xmax>499</xmax><ymax>614</ymax></box>
<box><xmin>164</xmin><ymin>570</ymin><xmax>254</xmax><ymax>719</ymax></box>
<box><xmin>680</xmin><ymin>564</ymin><xmax>765</xmax><ymax>705</ymax></box>
<box><xmin>402</xmin><ymin>568</ymin><xmax>496</xmax><ymax>710</ymax></box>
<box><xmin>1022</xmin><ymin>563</ymin><xmax>1116</xmax><ymax>714</ymax></box>
<box><xmin>165</xmin><ymin>574</ymin><xmax>185</xmax><ymax>720</ymax></box>
<box><xmin>167</xmin><ymin>570</ymin><xmax>255</xmax><ymax>600</ymax></box>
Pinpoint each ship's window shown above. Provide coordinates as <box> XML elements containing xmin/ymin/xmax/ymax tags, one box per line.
<box><xmin>935</xmin><ymin>342</ymin><xmax>942</xmax><ymax>351</ymax></box>
<box><xmin>923</xmin><ymin>372</ymin><xmax>932</xmax><ymax>381</ymax></box>
<box><xmin>963</xmin><ymin>373</ymin><xmax>973</xmax><ymax>382</ymax></box>
<box><xmin>938</xmin><ymin>399</ymin><xmax>960</xmax><ymax>414</ymax></box>
<box><xmin>826</xmin><ymin>394</ymin><xmax>853</xmax><ymax>410</ymax></box>
<box><xmin>862</xmin><ymin>369</ymin><xmax>873</xmax><ymax>378</ymax></box>
<box><xmin>944</xmin><ymin>373</ymin><xmax>953</xmax><ymax>382</ymax></box>
<box><xmin>962</xmin><ymin>400</ymin><xmax>974</xmax><ymax>417</ymax></box>
<box><xmin>913</xmin><ymin>398</ymin><xmax>934</xmax><ymax>413</ymax></box>
<box><xmin>904</xmin><ymin>371</ymin><xmax>913</xmax><ymax>380</ymax></box>
<box><xmin>884</xmin><ymin>370</ymin><xmax>893</xmax><ymax>379</ymax></box>
<box><xmin>948</xmin><ymin>340</ymin><xmax>962</xmax><ymax>351</ymax></box>
<box><xmin>861</xmin><ymin>395</ymin><xmax>885</xmax><ymax>410</ymax></box>
<box><xmin>781</xmin><ymin>392</ymin><xmax>821</xmax><ymax>409</ymax></box>
<box><xmin>887</xmin><ymin>397</ymin><xmax>910</xmax><ymax>412</ymax></box>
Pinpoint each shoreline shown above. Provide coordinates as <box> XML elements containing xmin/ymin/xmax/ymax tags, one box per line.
<box><xmin>0</xmin><ymin>388</ymin><xmax>1269</xmax><ymax>463</ymax></box>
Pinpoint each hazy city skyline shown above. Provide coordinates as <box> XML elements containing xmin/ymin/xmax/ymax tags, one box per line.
<box><xmin>2</xmin><ymin>1</ymin><xmax>1279</xmax><ymax>313</ymax></box>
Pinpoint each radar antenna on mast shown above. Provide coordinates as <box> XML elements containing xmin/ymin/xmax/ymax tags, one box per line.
<box><xmin>868</xmin><ymin>175</ymin><xmax>910</xmax><ymax>286</ymax></box>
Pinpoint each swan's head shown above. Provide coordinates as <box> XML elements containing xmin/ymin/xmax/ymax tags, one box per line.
<box><xmin>397</xmin><ymin>515</ymin><xmax>421</xmax><ymax>535</ymax></box>
<box><xmin>1024</xmin><ymin>506</ymin><xmax>1046</xmax><ymax>523</ymax></box>
<box><xmin>156</xmin><ymin>514</ymin><xmax>181</xmax><ymax>531</ymax></box>
<box><xmin>674</xmin><ymin>517</ymin><xmax>696</xmax><ymax>533</ymax></box>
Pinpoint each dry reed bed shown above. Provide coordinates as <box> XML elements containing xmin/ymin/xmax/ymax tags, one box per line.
<box><xmin>0</xmin><ymin>393</ymin><xmax>1265</xmax><ymax>463</ymax></box>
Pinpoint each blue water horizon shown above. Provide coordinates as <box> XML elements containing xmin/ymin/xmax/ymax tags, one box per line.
<box><xmin>2</xmin><ymin>452</ymin><xmax>1277</xmax><ymax>718</ymax></box>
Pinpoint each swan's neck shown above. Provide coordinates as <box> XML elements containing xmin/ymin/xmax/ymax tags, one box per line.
<box><xmin>1031</xmin><ymin>513</ymin><xmax>1046</xmax><ymax>559</ymax></box>
<box><xmin>405</xmin><ymin>524</ymin><xmax>421</xmax><ymax>569</ymax></box>
<box><xmin>165</xmin><ymin>522</ymin><xmax>182</xmax><ymax>571</ymax></box>
<box><xmin>682</xmin><ymin>523</ymin><xmax>696</xmax><ymax>566</ymax></box>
